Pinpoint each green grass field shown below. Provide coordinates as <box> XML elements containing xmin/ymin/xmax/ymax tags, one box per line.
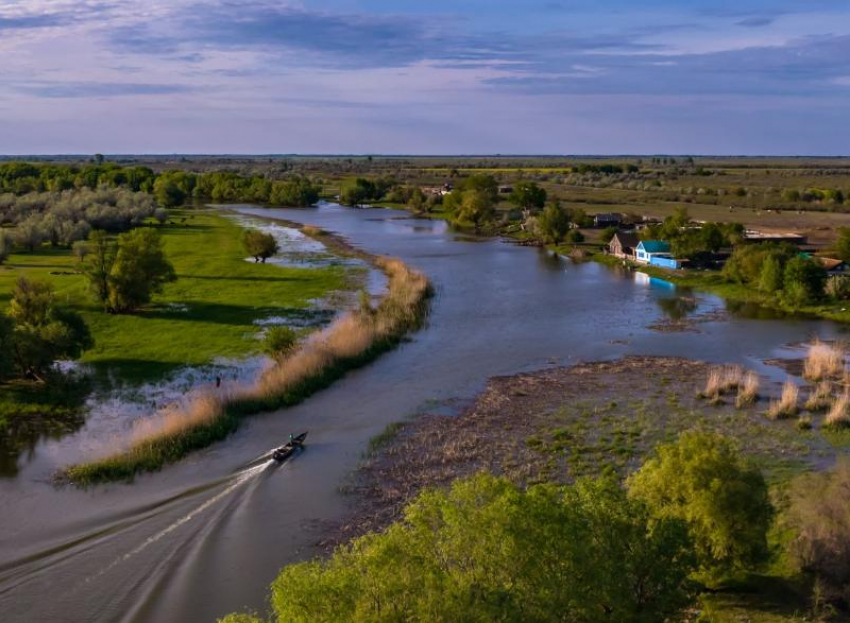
<box><xmin>0</xmin><ymin>209</ymin><xmax>353</xmax><ymax>382</ymax></box>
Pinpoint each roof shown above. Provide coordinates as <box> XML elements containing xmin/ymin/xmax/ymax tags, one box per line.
<box><xmin>611</xmin><ymin>232</ymin><xmax>639</xmax><ymax>248</ymax></box>
<box><xmin>637</xmin><ymin>240</ymin><xmax>671</xmax><ymax>253</ymax></box>
<box><xmin>817</xmin><ymin>257</ymin><xmax>847</xmax><ymax>271</ymax></box>
<box><xmin>595</xmin><ymin>213</ymin><xmax>623</xmax><ymax>220</ymax></box>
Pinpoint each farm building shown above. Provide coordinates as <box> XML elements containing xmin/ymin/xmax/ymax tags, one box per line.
<box><xmin>608</xmin><ymin>232</ymin><xmax>639</xmax><ymax>260</ymax></box>
<box><xmin>594</xmin><ymin>213</ymin><xmax>623</xmax><ymax>228</ymax></box>
<box><xmin>744</xmin><ymin>230</ymin><xmax>807</xmax><ymax>245</ymax></box>
<box><xmin>816</xmin><ymin>257</ymin><xmax>849</xmax><ymax>275</ymax></box>
<box><xmin>635</xmin><ymin>240</ymin><xmax>671</xmax><ymax>264</ymax></box>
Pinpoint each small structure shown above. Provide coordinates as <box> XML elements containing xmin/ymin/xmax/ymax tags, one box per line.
<box><xmin>817</xmin><ymin>257</ymin><xmax>849</xmax><ymax>275</ymax></box>
<box><xmin>594</xmin><ymin>213</ymin><xmax>623</xmax><ymax>228</ymax></box>
<box><xmin>649</xmin><ymin>255</ymin><xmax>684</xmax><ymax>270</ymax></box>
<box><xmin>635</xmin><ymin>240</ymin><xmax>671</xmax><ymax>264</ymax></box>
<box><xmin>744</xmin><ymin>230</ymin><xmax>807</xmax><ymax>245</ymax></box>
<box><xmin>608</xmin><ymin>232</ymin><xmax>639</xmax><ymax>260</ymax></box>
<box><xmin>498</xmin><ymin>185</ymin><xmax>514</xmax><ymax>194</ymax></box>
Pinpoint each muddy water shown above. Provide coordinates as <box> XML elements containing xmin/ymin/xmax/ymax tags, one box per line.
<box><xmin>1</xmin><ymin>203</ymin><xmax>847</xmax><ymax>623</ymax></box>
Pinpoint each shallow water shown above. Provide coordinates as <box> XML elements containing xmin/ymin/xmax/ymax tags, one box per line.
<box><xmin>1</xmin><ymin>202</ymin><xmax>847</xmax><ymax>622</ymax></box>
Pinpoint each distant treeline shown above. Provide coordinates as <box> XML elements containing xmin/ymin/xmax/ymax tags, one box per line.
<box><xmin>0</xmin><ymin>162</ymin><xmax>323</xmax><ymax>208</ymax></box>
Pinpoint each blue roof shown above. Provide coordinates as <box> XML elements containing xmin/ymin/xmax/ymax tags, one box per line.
<box><xmin>637</xmin><ymin>240</ymin><xmax>670</xmax><ymax>253</ymax></box>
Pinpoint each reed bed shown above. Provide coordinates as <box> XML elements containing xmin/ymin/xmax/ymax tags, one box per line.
<box><xmin>766</xmin><ymin>380</ymin><xmax>799</xmax><ymax>420</ymax></box>
<box><xmin>803</xmin><ymin>340</ymin><xmax>846</xmax><ymax>382</ymax></box>
<box><xmin>825</xmin><ymin>393</ymin><xmax>850</xmax><ymax>429</ymax></box>
<box><xmin>698</xmin><ymin>365</ymin><xmax>744</xmax><ymax>402</ymax></box>
<box><xmin>64</xmin><ymin>256</ymin><xmax>433</xmax><ymax>484</ymax></box>
<box><xmin>735</xmin><ymin>371</ymin><xmax>760</xmax><ymax>409</ymax></box>
<box><xmin>804</xmin><ymin>381</ymin><xmax>834</xmax><ymax>412</ymax></box>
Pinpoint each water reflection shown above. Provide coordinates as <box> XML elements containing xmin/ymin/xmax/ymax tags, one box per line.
<box><xmin>656</xmin><ymin>296</ymin><xmax>698</xmax><ymax>321</ymax></box>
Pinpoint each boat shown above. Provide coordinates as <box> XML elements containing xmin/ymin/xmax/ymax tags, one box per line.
<box><xmin>272</xmin><ymin>432</ymin><xmax>308</xmax><ymax>462</ymax></box>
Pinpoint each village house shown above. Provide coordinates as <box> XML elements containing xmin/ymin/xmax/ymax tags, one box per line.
<box><xmin>593</xmin><ymin>213</ymin><xmax>623</xmax><ymax>228</ymax></box>
<box><xmin>635</xmin><ymin>240</ymin><xmax>673</xmax><ymax>265</ymax></box>
<box><xmin>608</xmin><ymin>232</ymin><xmax>639</xmax><ymax>260</ymax></box>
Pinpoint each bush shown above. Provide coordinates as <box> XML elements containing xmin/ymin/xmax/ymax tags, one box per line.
<box><xmin>242</xmin><ymin>229</ymin><xmax>279</xmax><ymax>263</ymax></box>
<box><xmin>263</xmin><ymin>326</ymin><xmax>298</xmax><ymax>361</ymax></box>
<box><xmin>254</xmin><ymin>473</ymin><xmax>694</xmax><ymax>623</ymax></box>
<box><xmin>627</xmin><ymin>431</ymin><xmax>773</xmax><ymax>579</ymax></box>
<box><xmin>785</xmin><ymin>461</ymin><xmax>850</xmax><ymax>606</ymax></box>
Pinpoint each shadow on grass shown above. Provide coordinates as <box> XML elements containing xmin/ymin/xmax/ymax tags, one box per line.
<box><xmin>138</xmin><ymin>302</ymin><xmax>330</xmax><ymax>326</ymax></box>
<box><xmin>703</xmin><ymin>573</ymin><xmax>818</xmax><ymax>621</ymax></box>
<box><xmin>177</xmin><ymin>273</ymin><xmax>317</xmax><ymax>283</ymax></box>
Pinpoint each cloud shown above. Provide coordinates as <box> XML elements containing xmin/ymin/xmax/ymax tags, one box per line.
<box><xmin>0</xmin><ymin>13</ymin><xmax>71</xmax><ymax>30</ymax></box>
<box><xmin>737</xmin><ymin>16</ymin><xmax>776</xmax><ymax>28</ymax></box>
<box><xmin>16</xmin><ymin>82</ymin><xmax>194</xmax><ymax>98</ymax></box>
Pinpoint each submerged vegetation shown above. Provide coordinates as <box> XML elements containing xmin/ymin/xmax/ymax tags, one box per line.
<box><xmin>64</xmin><ymin>257</ymin><xmax>432</xmax><ymax>484</ymax></box>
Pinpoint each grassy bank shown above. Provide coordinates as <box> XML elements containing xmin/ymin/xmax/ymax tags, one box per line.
<box><xmin>63</xmin><ymin>256</ymin><xmax>432</xmax><ymax>484</ymax></box>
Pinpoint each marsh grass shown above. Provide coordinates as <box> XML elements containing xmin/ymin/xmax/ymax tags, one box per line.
<box><xmin>825</xmin><ymin>393</ymin><xmax>850</xmax><ymax>429</ymax></box>
<box><xmin>64</xmin><ymin>257</ymin><xmax>432</xmax><ymax>484</ymax></box>
<box><xmin>735</xmin><ymin>371</ymin><xmax>760</xmax><ymax>409</ymax></box>
<box><xmin>804</xmin><ymin>381</ymin><xmax>834</xmax><ymax>412</ymax></box>
<box><xmin>766</xmin><ymin>381</ymin><xmax>799</xmax><ymax>420</ymax></box>
<box><xmin>698</xmin><ymin>365</ymin><xmax>744</xmax><ymax>402</ymax></box>
<box><xmin>803</xmin><ymin>340</ymin><xmax>846</xmax><ymax>382</ymax></box>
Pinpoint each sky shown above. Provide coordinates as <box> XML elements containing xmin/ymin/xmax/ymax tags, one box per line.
<box><xmin>1</xmin><ymin>0</ymin><xmax>850</xmax><ymax>155</ymax></box>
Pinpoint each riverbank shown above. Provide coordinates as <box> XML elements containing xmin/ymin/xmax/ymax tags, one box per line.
<box><xmin>63</xmin><ymin>227</ymin><xmax>433</xmax><ymax>484</ymax></box>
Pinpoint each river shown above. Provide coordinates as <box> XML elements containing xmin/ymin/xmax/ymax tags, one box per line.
<box><xmin>0</xmin><ymin>202</ymin><xmax>844</xmax><ymax>622</ymax></box>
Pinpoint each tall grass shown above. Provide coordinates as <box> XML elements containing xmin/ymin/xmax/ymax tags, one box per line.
<box><xmin>804</xmin><ymin>381</ymin><xmax>834</xmax><ymax>412</ymax></box>
<box><xmin>802</xmin><ymin>340</ymin><xmax>845</xmax><ymax>382</ymax></box>
<box><xmin>825</xmin><ymin>393</ymin><xmax>850</xmax><ymax>429</ymax></box>
<box><xmin>64</xmin><ymin>256</ymin><xmax>432</xmax><ymax>484</ymax></box>
<box><xmin>698</xmin><ymin>365</ymin><xmax>744</xmax><ymax>401</ymax></box>
<box><xmin>734</xmin><ymin>371</ymin><xmax>760</xmax><ymax>409</ymax></box>
<box><xmin>766</xmin><ymin>380</ymin><xmax>799</xmax><ymax>420</ymax></box>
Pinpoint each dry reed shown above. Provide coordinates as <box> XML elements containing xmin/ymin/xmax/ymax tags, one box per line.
<box><xmin>699</xmin><ymin>365</ymin><xmax>744</xmax><ymax>401</ymax></box>
<box><xmin>767</xmin><ymin>380</ymin><xmax>799</xmax><ymax>420</ymax></box>
<box><xmin>65</xmin><ymin>256</ymin><xmax>433</xmax><ymax>484</ymax></box>
<box><xmin>735</xmin><ymin>371</ymin><xmax>760</xmax><ymax>409</ymax></box>
<box><xmin>825</xmin><ymin>392</ymin><xmax>850</xmax><ymax>429</ymax></box>
<box><xmin>804</xmin><ymin>381</ymin><xmax>834</xmax><ymax>412</ymax></box>
<box><xmin>803</xmin><ymin>340</ymin><xmax>846</xmax><ymax>381</ymax></box>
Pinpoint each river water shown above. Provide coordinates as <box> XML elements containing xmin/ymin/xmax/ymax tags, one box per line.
<box><xmin>0</xmin><ymin>203</ymin><xmax>846</xmax><ymax>623</ymax></box>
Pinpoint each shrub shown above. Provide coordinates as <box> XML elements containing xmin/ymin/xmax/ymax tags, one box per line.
<box><xmin>785</xmin><ymin>461</ymin><xmax>850</xmax><ymax>606</ymax></box>
<box><xmin>824</xmin><ymin>392</ymin><xmax>850</xmax><ymax>429</ymax></box>
<box><xmin>803</xmin><ymin>340</ymin><xmax>845</xmax><ymax>381</ymax></box>
<box><xmin>825</xmin><ymin>275</ymin><xmax>850</xmax><ymax>300</ymax></box>
<box><xmin>804</xmin><ymin>381</ymin><xmax>833</xmax><ymax>412</ymax></box>
<box><xmin>242</xmin><ymin>229</ymin><xmax>279</xmax><ymax>263</ymax></box>
<box><xmin>627</xmin><ymin>431</ymin><xmax>773</xmax><ymax>579</ymax></box>
<box><xmin>782</xmin><ymin>256</ymin><xmax>827</xmax><ymax>306</ymax></box>
<box><xmin>255</xmin><ymin>474</ymin><xmax>694</xmax><ymax>623</ymax></box>
<box><xmin>263</xmin><ymin>326</ymin><xmax>298</xmax><ymax>361</ymax></box>
<box><xmin>767</xmin><ymin>380</ymin><xmax>799</xmax><ymax>420</ymax></box>
<box><xmin>735</xmin><ymin>371</ymin><xmax>760</xmax><ymax>408</ymax></box>
<box><xmin>566</xmin><ymin>228</ymin><xmax>585</xmax><ymax>244</ymax></box>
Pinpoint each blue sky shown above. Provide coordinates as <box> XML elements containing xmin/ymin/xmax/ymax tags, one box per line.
<box><xmin>1</xmin><ymin>0</ymin><xmax>849</xmax><ymax>154</ymax></box>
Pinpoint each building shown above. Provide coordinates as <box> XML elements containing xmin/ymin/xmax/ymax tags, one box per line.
<box><xmin>498</xmin><ymin>185</ymin><xmax>514</xmax><ymax>194</ymax></box>
<box><xmin>635</xmin><ymin>240</ymin><xmax>671</xmax><ymax>264</ymax></box>
<box><xmin>744</xmin><ymin>230</ymin><xmax>807</xmax><ymax>245</ymax></box>
<box><xmin>816</xmin><ymin>257</ymin><xmax>849</xmax><ymax>275</ymax></box>
<box><xmin>608</xmin><ymin>232</ymin><xmax>639</xmax><ymax>260</ymax></box>
<box><xmin>594</xmin><ymin>213</ymin><xmax>623</xmax><ymax>228</ymax></box>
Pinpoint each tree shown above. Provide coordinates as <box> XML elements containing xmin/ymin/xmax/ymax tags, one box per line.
<box><xmin>5</xmin><ymin>278</ymin><xmax>93</xmax><ymax>381</ymax></box>
<box><xmin>107</xmin><ymin>229</ymin><xmax>176</xmax><ymax>313</ymax></box>
<box><xmin>758</xmin><ymin>254</ymin><xmax>784</xmax><ymax>293</ymax></box>
<box><xmin>263</xmin><ymin>326</ymin><xmax>298</xmax><ymax>361</ymax></box>
<box><xmin>0</xmin><ymin>315</ymin><xmax>14</xmax><ymax>381</ymax></box>
<box><xmin>537</xmin><ymin>202</ymin><xmax>571</xmax><ymax>243</ymax></box>
<box><xmin>566</xmin><ymin>228</ymin><xmax>585</xmax><ymax>244</ymax></box>
<box><xmin>457</xmin><ymin>174</ymin><xmax>499</xmax><ymax>202</ymax></box>
<box><xmin>270</xmin><ymin>177</ymin><xmax>321</xmax><ymax>207</ymax></box>
<box><xmin>243</xmin><ymin>229</ymin><xmax>279</xmax><ymax>263</ymax></box>
<box><xmin>509</xmin><ymin>181</ymin><xmax>547</xmax><ymax>211</ymax></box>
<box><xmin>627</xmin><ymin>431</ymin><xmax>773</xmax><ymax>579</ymax></box>
<box><xmin>600</xmin><ymin>225</ymin><xmax>618</xmax><ymax>243</ymax></box>
<box><xmin>835</xmin><ymin>227</ymin><xmax>850</xmax><ymax>264</ymax></box>
<box><xmin>339</xmin><ymin>178</ymin><xmax>377</xmax><ymax>207</ymax></box>
<box><xmin>82</xmin><ymin>230</ymin><xmax>117</xmax><ymax>309</ymax></box>
<box><xmin>258</xmin><ymin>473</ymin><xmax>694</xmax><ymax>623</ymax></box>
<box><xmin>0</xmin><ymin>233</ymin><xmax>10</xmax><ymax>265</ymax></box>
<box><xmin>783</xmin><ymin>256</ymin><xmax>826</xmax><ymax>306</ymax></box>
<box><xmin>153</xmin><ymin>177</ymin><xmax>186</xmax><ymax>208</ymax></box>
<box><xmin>154</xmin><ymin>208</ymin><xmax>168</xmax><ymax>225</ymax></box>
<box><xmin>453</xmin><ymin>190</ymin><xmax>495</xmax><ymax>231</ymax></box>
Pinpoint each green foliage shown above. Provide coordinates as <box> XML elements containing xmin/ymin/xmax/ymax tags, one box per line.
<box><xmin>782</xmin><ymin>256</ymin><xmax>826</xmax><ymax>306</ymax></box>
<box><xmin>270</xmin><ymin>176</ymin><xmax>321</xmax><ymax>207</ymax></box>
<box><xmin>825</xmin><ymin>275</ymin><xmax>850</xmax><ymax>300</ymax></box>
<box><xmin>785</xmin><ymin>460</ymin><xmax>850</xmax><ymax>607</ymax></box>
<box><xmin>340</xmin><ymin>178</ymin><xmax>379</xmax><ymax>207</ymax></box>
<box><xmin>242</xmin><ymin>229</ymin><xmax>279</xmax><ymax>263</ymax></box>
<box><xmin>537</xmin><ymin>201</ymin><xmax>572</xmax><ymax>243</ymax></box>
<box><xmin>509</xmin><ymin>181</ymin><xmax>547</xmax><ymax>210</ymax></box>
<box><xmin>835</xmin><ymin>227</ymin><xmax>850</xmax><ymax>264</ymax></box>
<box><xmin>261</xmin><ymin>473</ymin><xmax>694</xmax><ymax>623</ymax></box>
<box><xmin>627</xmin><ymin>431</ymin><xmax>773</xmax><ymax>579</ymax></box>
<box><xmin>4</xmin><ymin>278</ymin><xmax>93</xmax><ymax>381</ymax></box>
<box><xmin>452</xmin><ymin>190</ymin><xmax>496</xmax><ymax>231</ymax></box>
<box><xmin>722</xmin><ymin>243</ymin><xmax>796</xmax><ymax>285</ymax></box>
<box><xmin>154</xmin><ymin>171</ymin><xmax>196</xmax><ymax>207</ymax></box>
<box><xmin>263</xmin><ymin>326</ymin><xmax>298</xmax><ymax>360</ymax></box>
<box><xmin>758</xmin><ymin>254</ymin><xmax>784</xmax><ymax>293</ymax></box>
<box><xmin>566</xmin><ymin>228</ymin><xmax>585</xmax><ymax>244</ymax></box>
<box><xmin>457</xmin><ymin>174</ymin><xmax>499</xmax><ymax>202</ymax></box>
<box><xmin>107</xmin><ymin>229</ymin><xmax>177</xmax><ymax>313</ymax></box>
<box><xmin>600</xmin><ymin>225</ymin><xmax>618</xmax><ymax>243</ymax></box>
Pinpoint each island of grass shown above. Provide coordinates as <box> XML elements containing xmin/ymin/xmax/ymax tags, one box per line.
<box><xmin>0</xmin><ymin>208</ymin><xmax>355</xmax><ymax>444</ymax></box>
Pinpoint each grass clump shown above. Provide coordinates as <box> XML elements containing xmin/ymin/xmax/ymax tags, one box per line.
<box><xmin>735</xmin><ymin>370</ymin><xmax>760</xmax><ymax>409</ymax></box>
<box><xmin>804</xmin><ymin>381</ymin><xmax>834</xmax><ymax>412</ymax></box>
<box><xmin>64</xmin><ymin>256</ymin><xmax>432</xmax><ymax>484</ymax></box>
<box><xmin>802</xmin><ymin>340</ymin><xmax>845</xmax><ymax>382</ymax></box>
<box><xmin>698</xmin><ymin>365</ymin><xmax>744</xmax><ymax>402</ymax></box>
<box><xmin>824</xmin><ymin>392</ymin><xmax>850</xmax><ymax>429</ymax></box>
<box><xmin>796</xmin><ymin>415</ymin><xmax>813</xmax><ymax>431</ymax></box>
<box><xmin>766</xmin><ymin>381</ymin><xmax>799</xmax><ymax>420</ymax></box>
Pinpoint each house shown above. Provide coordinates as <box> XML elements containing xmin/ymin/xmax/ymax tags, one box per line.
<box><xmin>817</xmin><ymin>257</ymin><xmax>849</xmax><ymax>275</ymax></box>
<box><xmin>635</xmin><ymin>240</ymin><xmax>671</xmax><ymax>264</ymax></box>
<box><xmin>608</xmin><ymin>232</ymin><xmax>639</xmax><ymax>260</ymax></box>
<box><xmin>594</xmin><ymin>213</ymin><xmax>623</xmax><ymax>228</ymax></box>
<box><xmin>498</xmin><ymin>185</ymin><xmax>514</xmax><ymax>194</ymax></box>
<box><xmin>744</xmin><ymin>230</ymin><xmax>807</xmax><ymax>245</ymax></box>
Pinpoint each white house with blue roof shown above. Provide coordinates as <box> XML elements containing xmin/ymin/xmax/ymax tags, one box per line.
<box><xmin>635</xmin><ymin>240</ymin><xmax>672</xmax><ymax>265</ymax></box>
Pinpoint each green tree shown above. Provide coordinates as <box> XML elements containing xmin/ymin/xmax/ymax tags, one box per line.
<box><xmin>270</xmin><ymin>177</ymin><xmax>321</xmax><ymax>207</ymax></box>
<box><xmin>509</xmin><ymin>181</ymin><xmax>547</xmax><ymax>211</ymax></box>
<box><xmin>600</xmin><ymin>225</ymin><xmax>618</xmax><ymax>243</ymax></box>
<box><xmin>82</xmin><ymin>230</ymin><xmax>117</xmax><ymax>309</ymax></box>
<box><xmin>339</xmin><ymin>178</ymin><xmax>377</xmax><ymax>207</ymax></box>
<box><xmin>537</xmin><ymin>202</ymin><xmax>571</xmax><ymax>243</ymax></box>
<box><xmin>153</xmin><ymin>177</ymin><xmax>186</xmax><ymax>208</ymax></box>
<box><xmin>457</xmin><ymin>174</ymin><xmax>499</xmax><ymax>202</ymax></box>
<box><xmin>0</xmin><ymin>233</ymin><xmax>10</xmax><ymax>265</ymax></box>
<box><xmin>566</xmin><ymin>228</ymin><xmax>585</xmax><ymax>244</ymax></box>
<box><xmin>835</xmin><ymin>227</ymin><xmax>850</xmax><ymax>264</ymax></box>
<box><xmin>627</xmin><ymin>431</ymin><xmax>773</xmax><ymax>579</ymax></box>
<box><xmin>243</xmin><ymin>229</ymin><xmax>279</xmax><ymax>263</ymax></box>
<box><xmin>0</xmin><ymin>315</ymin><xmax>14</xmax><ymax>381</ymax></box>
<box><xmin>758</xmin><ymin>254</ymin><xmax>784</xmax><ymax>293</ymax></box>
<box><xmin>453</xmin><ymin>190</ymin><xmax>495</xmax><ymax>231</ymax></box>
<box><xmin>107</xmin><ymin>229</ymin><xmax>176</xmax><ymax>313</ymax></box>
<box><xmin>259</xmin><ymin>473</ymin><xmax>693</xmax><ymax>623</ymax></box>
<box><xmin>782</xmin><ymin>256</ymin><xmax>826</xmax><ymax>306</ymax></box>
